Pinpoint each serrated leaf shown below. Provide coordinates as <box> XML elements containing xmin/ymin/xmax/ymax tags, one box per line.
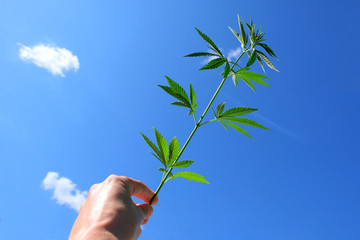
<box><xmin>165</xmin><ymin>76</ymin><xmax>190</xmax><ymax>103</ymax></box>
<box><xmin>141</xmin><ymin>132</ymin><xmax>164</xmax><ymax>164</ymax></box>
<box><xmin>258</xmin><ymin>43</ymin><xmax>278</xmax><ymax>59</ymax></box>
<box><xmin>237</xmin><ymin>74</ymin><xmax>256</xmax><ymax>92</ymax></box>
<box><xmin>158</xmin><ymin>85</ymin><xmax>190</xmax><ymax>107</ymax></box>
<box><xmin>152</xmin><ymin>153</ymin><xmax>165</xmax><ymax>165</ymax></box>
<box><xmin>238</xmin><ymin>15</ymin><xmax>248</xmax><ymax>47</ymax></box>
<box><xmin>211</xmin><ymin>107</ymin><xmax>217</xmax><ymax>118</ymax></box>
<box><xmin>184</xmin><ymin>52</ymin><xmax>220</xmax><ymax>58</ymax></box>
<box><xmin>200</xmin><ymin>58</ymin><xmax>226</xmax><ymax>70</ymax></box>
<box><xmin>224</xmin><ymin>62</ymin><xmax>230</xmax><ymax>78</ymax></box>
<box><xmin>219</xmin><ymin>120</ymin><xmax>229</xmax><ymax>131</ymax></box>
<box><xmin>171</xmin><ymin>101</ymin><xmax>190</xmax><ymax>108</ymax></box>
<box><xmin>239</xmin><ymin>71</ymin><xmax>271</xmax><ymax>88</ymax></box>
<box><xmin>221</xmin><ymin>117</ymin><xmax>269</xmax><ymax>130</ymax></box>
<box><xmin>195</xmin><ymin>27</ymin><xmax>222</xmax><ymax>57</ymax></box>
<box><xmin>168</xmin><ymin>137</ymin><xmax>180</xmax><ymax>165</ymax></box>
<box><xmin>256</xmin><ymin>50</ymin><xmax>279</xmax><ymax>72</ymax></box>
<box><xmin>170</xmin><ymin>160</ymin><xmax>194</xmax><ymax>168</ymax></box>
<box><xmin>172</xmin><ymin>171</ymin><xmax>209</xmax><ymax>184</ymax></box>
<box><xmin>232</xmin><ymin>73</ymin><xmax>239</xmax><ymax>86</ymax></box>
<box><xmin>246</xmin><ymin>50</ymin><xmax>257</xmax><ymax>68</ymax></box>
<box><xmin>256</xmin><ymin>55</ymin><xmax>266</xmax><ymax>73</ymax></box>
<box><xmin>229</xmin><ymin>26</ymin><xmax>243</xmax><ymax>46</ymax></box>
<box><xmin>221</xmin><ymin>120</ymin><xmax>253</xmax><ymax>139</ymax></box>
<box><xmin>154</xmin><ymin>128</ymin><xmax>169</xmax><ymax>167</ymax></box>
<box><xmin>220</xmin><ymin>107</ymin><xmax>258</xmax><ymax>117</ymax></box>
<box><xmin>189</xmin><ymin>83</ymin><xmax>197</xmax><ymax>111</ymax></box>
<box><xmin>216</xmin><ymin>102</ymin><xmax>226</xmax><ymax>116</ymax></box>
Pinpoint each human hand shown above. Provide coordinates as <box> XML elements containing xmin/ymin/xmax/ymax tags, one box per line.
<box><xmin>69</xmin><ymin>175</ymin><xmax>158</xmax><ymax>240</ymax></box>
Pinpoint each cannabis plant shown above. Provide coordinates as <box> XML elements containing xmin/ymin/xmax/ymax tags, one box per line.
<box><xmin>140</xmin><ymin>16</ymin><xmax>279</xmax><ymax>205</ymax></box>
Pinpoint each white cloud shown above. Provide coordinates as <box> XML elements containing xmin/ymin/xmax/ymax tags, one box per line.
<box><xmin>19</xmin><ymin>43</ymin><xmax>79</xmax><ymax>77</ymax></box>
<box><xmin>227</xmin><ymin>47</ymin><xmax>242</xmax><ymax>62</ymax></box>
<box><xmin>42</xmin><ymin>172</ymin><xmax>87</xmax><ymax>212</ymax></box>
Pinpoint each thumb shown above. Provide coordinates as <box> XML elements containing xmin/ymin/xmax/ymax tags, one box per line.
<box><xmin>137</xmin><ymin>204</ymin><xmax>153</xmax><ymax>225</ymax></box>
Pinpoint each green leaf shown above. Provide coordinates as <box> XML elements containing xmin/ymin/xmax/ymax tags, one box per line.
<box><xmin>238</xmin><ymin>15</ymin><xmax>248</xmax><ymax>47</ymax></box>
<box><xmin>168</xmin><ymin>137</ymin><xmax>180</xmax><ymax>165</ymax></box>
<box><xmin>154</xmin><ymin>128</ymin><xmax>169</xmax><ymax>167</ymax></box>
<box><xmin>219</xmin><ymin>121</ymin><xmax>229</xmax><ymax>131</ymax></box>
<box><xmin>165</xmin><ymin>76</ymin><xmax>190</xmax><ymax>103</ymax></box>
<box><xmin>256</xmin><ymin>55</ymin><xmax>266</xmax><ymax>73</ymax></box>
<box><xmin>239</xmin><ymin>71</ymin><xmax>271</xmax><ymax>88</ymax></box>
<box><xmin>221</xmin><ymin>120</ymin><xmax>253</xmax><ymax>139</ymax></box>
<box><xmin>221</xmin><ymin>117</ymin><xmax>269</xmax><ymax>130</ymax></box>
<box><xmin>158</xmin><ymin>168</ymin><xmax>167</xmax><ymax>172</ymax></box>
<box><xmin>216</xmin><ymin>102</ymin><xmax>226</xmax><ymax>116</ymax></box>
<box><xmin>256</xmin><ymin>50</ymin><xmax>279</xmax><ymax>72</ymax></box>
<box><xmin>184</xmin><ymin>52</ymin><xmax>220</xmax><ymax>58</ymax></box>
<box><xmin>152</xmin><ymin>153</ymin><xmax>165</xmax><ymax>165</ymax></box>
<box><xmin>189</xmin><ymin>83</ymin><xmax>197</xmax><ymax>111</ymax></box>
<box><xmin>237</xmin><ymin>73</ymin><xmax>256</xmax><ymax>92</ymax></box>
<box><xmin>229</xmin><ymin>26</ymin><xmax>243</xmax><ymax>46</ymax></box>
<box><xmin>232</xmin><ymin>72</ymin><xmax>239</xmax><ymax>86</ymax></box>
<box><xmin>200</xmin><ymin>58</ymin><xmax>226</xmax><ymax>70</ymax></box>
<box><xmin>220</xmin><ymin>107</ymin><xmax>258</xmax><ymax>117</ymax></box>
<box><xmin>246</xmin><ymin>50</ymin><xmax>257</xmax><ymax>68</ymax></box>
<box><xmin>171</xmin><ymin>101</ymin><xmax>190</xmax><ymax>108</ymax></box>
<box><xmin>211</xmin><ymin>107</ymin><xmax>217</xmax><ymax>118</ymax></box>
<box><xmin>258</xmin><ymin>43</ymin><xmax>278</xmax><ymax>59</ymax></box>
<box><xmin>170</xmin><ymin>160</ymin><xmax>194</xmax><ymax>168</ymax></box>
<box><xmin>172</xmin><ymin>171</ymin><xmax>209</xmax><ymax>184</ymax></box>
<box><xmin>141</xmin><ymin>132</ymin><xmax>163</xmax><ymax>164</ymax></box>
<box><xmin>194</xmin><ymin>27</ymin><xmax>222</xmax><ymax>56</ymax></box>
<box><xmin>158</xmin><ymin>85</ymin><xmax>190</xmax><ymax>107</ymax></box>
<box><xmin>224</xmin><ymin>61</ymin><xmax>230</xmax><ymax>78</ymax></box>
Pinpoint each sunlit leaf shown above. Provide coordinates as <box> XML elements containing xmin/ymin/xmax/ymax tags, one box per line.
<box><xmin>221</xmin><ymin>120</ymin><xmax>253</xmax><ymax>139</ymax></box>
<box><xmin>165</xmin><ymin>76</ymin><xmax>190</xmax><ymax>103</ymax></box>
<box><xmin>256</xmin><ymin>50</ymin><xmax>279</xmax><ymax>72</ymax></box>
<box><xmin>172</xmin><ymin>171</ymin><xmax>209</xmax><ymax>184</ymax></box>
<box><xmin>154</xmin><ymin>128</ymin><xmax>169</xmax><ymax>166</ymax></box>
<box><xmin>221</xmin><ymin>117</ymin><xmax>269</xmax><ymax>130</ymax></box>
<box><xmin>258</xmin><ymin>43</ymin><xmax>278</xmax><ymax>59</ymax></box>
<box><xmin>168</xmin><ymin>137</ymin><xmax>180</xmax><ymax>165</ymax></box>
<box><xmin>200</xmin><ymin>58</ymin><xmax>226</xmax><ymax>70</ymax></box>
<box><xmin>141</xmin><ymin>132</ymin><xmax>163</xmax><ymax>163</ymax></box>
<box><xmin>195</xmin><ymin>27</ymin><xmax>223</xmax><ymax>56</ymax></box>
<box><xmin>216</xmin><ymin>102</ymin><xmax>226</xmax><ymax>116</ymax></box>
<box><xmin>224</xmin><ymin>61</ymin><xmax>230</xmax><ymax>78</ymax></box>
<box><xmin>246</xmin><ymin>50</ymin><xmax>257</xmax><ymax>68</ymax></box>
<box><xmin>171</xmin><ymin>101</ymin><xmax>190</xmax><ymax>108</ymax></box>
<box><xmin>170</xmin><ymin>160</ymin><xmax>194</xmax><ymax>168</ymax></box>
<box><xmin>220</xmin><ymin>107</ymin><xmax>257</xmax><ymax>117</ymax></box>
<box><xmin>184</xmin><ymin>52</ymin><xmax>220</xmax><ymax>58</ymax></box>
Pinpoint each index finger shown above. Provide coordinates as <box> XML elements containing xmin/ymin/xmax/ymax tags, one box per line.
<box><xmin>127</xmin><ymin>178</ymin><xmax>159</xmax><ymax>206</ymax></box>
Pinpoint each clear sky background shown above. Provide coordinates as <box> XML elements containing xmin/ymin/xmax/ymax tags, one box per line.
<box><xmin>1</xmin><ymin>0</ymin><xmax>360</xmax><ymax>239</ymax></box>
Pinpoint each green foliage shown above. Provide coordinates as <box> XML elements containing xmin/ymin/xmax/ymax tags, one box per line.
<box><xmin>158</xmin><ymin>76</ymin><xmax>198</xmax><ymax>115</ymax></box>
<box><xmin>141</xmin><ymin>16</ymin><xmax>279</xmax><ymax>205</ymax></box>
<box><xmin>200</xmin><ymin>58</ymin><xmax>226</xmax><ymax>70</ymax></box>
<box><xmin>171</xmin><ymin>172</ymin><xmax>209</xmax><ymax>184</ymax></box>
<box><xmin>212</xmin><ymin>103</ymin><xmax>268</xmax><ymax>138</ymax></box>
<box><xmin>194</xmin><ymin>27</ymin><xmax>223</xmax><ymax>57</ymax></box>
<box><xmin>170</xmin><ymin>160</ymin><xmax>194</xmax><ymax>168</ymax></box>
<box><xmin>184</xmin><ymin>52</ymin><xmax>220</xmax><ymax>58</ymax></box>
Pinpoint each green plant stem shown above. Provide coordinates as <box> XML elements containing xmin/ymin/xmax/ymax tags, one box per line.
<box><xmin>149</xmin><ymin>50</ymin><xmax>248</xmax><ymax>205</ymax></box>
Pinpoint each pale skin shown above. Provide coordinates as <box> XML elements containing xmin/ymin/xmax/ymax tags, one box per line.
<box><xmin>69</xmin><ymin>175</ymin><xmax>159</xmax><ymax>240</ymax></box>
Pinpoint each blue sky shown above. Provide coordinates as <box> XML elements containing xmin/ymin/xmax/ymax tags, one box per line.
<box><xmin>1</xmin><ymin>0</ymin><xmax>360</xmax><ymax>239</ymax></box>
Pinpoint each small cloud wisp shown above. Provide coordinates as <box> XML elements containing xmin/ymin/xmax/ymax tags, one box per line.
<box><xmin>19</xmin><ymin>43</ymin><xmax>79</xmax><ymax>77</ymax></box>
<box><xmin>42</xmin><ymin>172</ymin><xmax>87</xmax><ymax>212</ymax></box>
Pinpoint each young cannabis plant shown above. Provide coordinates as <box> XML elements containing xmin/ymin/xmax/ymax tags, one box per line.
<box><xmin>141</xmin><ymin>16</ymin><xmax>279</xmax><ymax>205</ymax></box>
